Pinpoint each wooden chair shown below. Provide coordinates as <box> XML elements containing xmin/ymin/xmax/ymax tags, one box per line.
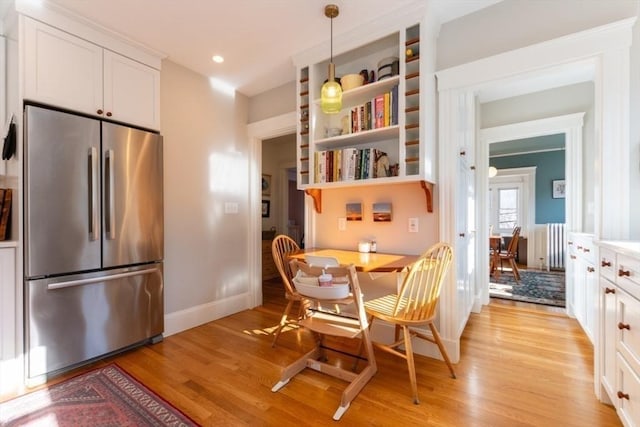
<box><xmin>270</xmin><ymin>234</ymin><xmax>304</xmax><ymax>347</ymax></box>
<box><xmin>499</xmin><ymin>226</ymin><xmax>521</xmax><ymax>282</ymax></box>
<box><xmin>364</xmin><ymin>242</ymin><xmax>455</xmax><ymax>404</ymax></box>
<box><xmin>271</xmin><ymin>260</ymin><xmax>377</xmax><ymax>421</ymax></box>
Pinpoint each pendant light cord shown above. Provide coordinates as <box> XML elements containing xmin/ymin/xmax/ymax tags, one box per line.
<box><xmin>330</xmin><ymin>15</ymin><xmax>333</xmax><ymax>64</ymax></box>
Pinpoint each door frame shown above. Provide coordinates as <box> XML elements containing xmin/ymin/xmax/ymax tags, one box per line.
<box><xmin>436</xmin><ymin>18</ymin><xmax>633</xmax><ymax>375</ymax></box>
<box><xmin>247</xmin><ymin>112</ymin><xmax>297</xmax><ymax>308</ymax></box>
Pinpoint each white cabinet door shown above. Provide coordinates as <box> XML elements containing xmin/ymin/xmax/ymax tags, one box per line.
<box><xmin>103</xmin><ymin>50</ymin><xmax>160</xmax><ymax>130</ymax></box>
<box><xmin>23</xmin><ymin>18</ymin><xmax>103</xmax><ymax>115</ymax></box>
<box><xmin>0</xmin><ymin>246</ymin><xmax>16</xmax><ymax>395</ymax></box>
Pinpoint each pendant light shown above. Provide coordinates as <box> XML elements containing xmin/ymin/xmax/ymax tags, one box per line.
<box><xmin>488</xmin><ymin>166</ymin><xmax>498</xmax><ymax>177</ymax></box>
<box><xmin>321</xmin><ymin>4</ymin><xmax>342</xmax><ymax>114</ymax></box>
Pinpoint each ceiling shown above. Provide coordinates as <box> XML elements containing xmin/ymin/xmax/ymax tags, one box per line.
<box><xmin>7</xmin><ymin>0</ymin><xmax>503</xmax><ymax>97</ymax></box>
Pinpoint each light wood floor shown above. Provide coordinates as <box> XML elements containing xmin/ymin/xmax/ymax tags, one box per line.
<box><xmin>4</xmin><ymin>278</ymin><xmax>621</xmax><ymax>426</ymax></box>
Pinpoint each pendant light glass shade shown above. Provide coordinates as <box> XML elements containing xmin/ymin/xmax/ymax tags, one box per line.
<box><xmin>488</xmin><ymin>166</ymin><xmax>498</xmax><ymax>177</ymax></box>
<box><xmin>321</xmin><ymin>63</ymin><xmax>342</xmax><ymax>113</ymax></box>
<box><xmin>321</xmin><ymin>4</ymin><xmax>342</xmax><ymax>114</ymax></box>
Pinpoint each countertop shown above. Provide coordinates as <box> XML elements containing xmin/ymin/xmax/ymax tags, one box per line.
<box><xmin>596</xmin><ymin>239</ymin><xmax>640</xmax><ymax>258</ymax></box>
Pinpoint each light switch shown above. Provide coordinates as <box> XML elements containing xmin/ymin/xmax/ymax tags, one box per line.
<box><xmin>224</xmin><ymin>202</ymin><xmax>238</xmax><ymax>214</ymax></box>
<box><xmin>408</xmin><ymin>217</ymin><xmax>419</xmax><ymax>233</ymax></box>
<box><xmin>338</xmin><ymin>217</ymin><xmax>347</xmax><ymax>231</ymax></box>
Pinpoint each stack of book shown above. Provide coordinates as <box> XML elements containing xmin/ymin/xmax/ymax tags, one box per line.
<box><xmin>314</xmin><ymin>148</ymin><xmax>391</xmax><ymax>183</ymax></box>
<box><xmin>345</xmin><ymin>85</ymin><xmax>398</xmax><ymax>135</ymax></box>
<box><xmin>0</xmin><ymin>188</ymin><xmax>12</xmax><ymax>240</ymax></box>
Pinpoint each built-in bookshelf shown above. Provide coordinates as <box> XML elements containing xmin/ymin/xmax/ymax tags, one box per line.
<box><xmin>293</xmin><ymin>12</ymin><xmax>435</xmax><ymax>211</ymax></box>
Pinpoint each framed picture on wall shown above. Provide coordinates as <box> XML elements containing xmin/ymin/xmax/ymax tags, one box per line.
<box><xmin>552</xmin><ymin>180</ymin><xmax>566</xmax><ymax>199</ymax></box>
<box><xmin>262</xmin><ymin>200</ymin><xmax>270</xmax><ymax>218</ymax></box>
<box><xmin>262</xmin><ymin>174</ymin><xmax>271</xmax><ymax>196</ymax></box>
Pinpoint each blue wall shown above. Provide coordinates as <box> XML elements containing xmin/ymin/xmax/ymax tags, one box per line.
<box><xmin>490</xmin><ymin>150</ymin><xmax>565</xmax><ymax>223</ymax></box>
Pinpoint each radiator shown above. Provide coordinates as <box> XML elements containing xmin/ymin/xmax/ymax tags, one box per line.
<box><xmin>546</xmin><ymin>223</ymin><xmax>566</xmax><ymax>270</ymax></box>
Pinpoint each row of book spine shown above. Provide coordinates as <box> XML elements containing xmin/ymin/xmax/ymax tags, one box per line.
<box><xmin>314</xmin><ymin>148</ymin><xmax>390</xmax><ymax>183</ymax></box>
<box><xmin>346</xmin><ymin>84</ymin><xmax>399</xmax><ymax>135</ymax></box>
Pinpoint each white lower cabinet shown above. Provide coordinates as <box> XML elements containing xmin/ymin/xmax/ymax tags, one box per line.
<box><xmin>568</xmin><ymin>233</ymin><xmax>596</xmax><ymax>342</ymax></box>
<box><xmin>597</xmin><ymin>241</ymin><xmax>640</xmax><ymax>427</ymax></box>
<box><xmin>0</xmin><ymin>245</ymin><xmax>17</xmax><ymax>395</ymax></box>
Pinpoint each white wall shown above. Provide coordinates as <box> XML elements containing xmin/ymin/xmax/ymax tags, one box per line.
<box><xmin>436</xmin><ymin>0</ymin><xmax>638</xmax><ymax>70</ymax></box>
<box><xmin>631</xmin><ymin>16</ymin><xmax>640</xmax><ymax>238</ymax></box>
<box><xmin>480</xmin><ymin>82</ymin><xmax>595</xmax><ymax>233</ymax></box>
<box><xmin>161</xmin><ymin>60</ymin><xmax>250</xmax><ymax>316</ymax></box>
<box><xmin>248</xmin><ymin>81</ymin><xmax>296</xmax><ymax>123</ymax></box>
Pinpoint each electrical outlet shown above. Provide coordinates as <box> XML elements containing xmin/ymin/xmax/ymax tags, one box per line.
<box><xmin>338</xmin><ymin>217</ymin><xmax>347</xmax><ymax>231</ymax></box>
<box><xmin>408</xmin><ymin>217</ymin><xmax>419</xmax><ymax>233</ymax></box>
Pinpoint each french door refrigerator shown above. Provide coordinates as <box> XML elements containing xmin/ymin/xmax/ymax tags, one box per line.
<box><xmin>24</xmin><ymin>104</ymin><xmax>164</xmax><ymax>380</ymax></box>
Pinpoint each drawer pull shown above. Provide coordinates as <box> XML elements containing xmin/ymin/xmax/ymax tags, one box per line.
<box><xmin>618</xmin><ymin>322</ymin><xmax>631</xmax><ymax>331</ymax></box>
<box><xmin>577</xmin><ymin>246</ymin><xmax>583</xmax><ymax>250</ymax></box>
<box><xmin>618</xmin><ymin>391</ymin><xmax>630</xmax><ymax>400</ymax></box>
<box><xmin>583</xmin><ymin>248</ymin><xmax>591</xmax><ymax>253</ymax></box>
<box><xmin>619</xmin><ymin>269</ymin><xmax>631</xmax><ymax>277</ymax></box>
<box><xmin>570</xmin><ymin>255</ymin><xmax>577</xmax><ymax>260</ymax></box>
<box><xmin>601</xmin><ymin>260</ymin><xmax>612</xmax><ymax>267</ymax></box>
<box><xmin>605</xmin><ymin>288</ymin><xmax>616</xmax><ymax>294</ymax></box>
<box><xmin>568</xmin><ymin>241</ymin><xmax>573</xmax><ymax>245</ymax></box>
<box><xmin>97</xmin><ymin>109</ymin><xmax>104</xmax><ymax>115</ymax></box>
<box><xmin>587</xmin><ymin>267</ymin><xmax>595</xmax><ymax>273</ymax></box>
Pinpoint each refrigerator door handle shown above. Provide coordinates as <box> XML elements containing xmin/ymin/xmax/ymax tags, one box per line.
<box><xmin>88</xmin><ymin>147</ymin><xmax>99</xmax><ymax>241</ymax></box>
<box><xmin>47</xmin><ymin>267</ymin><xmax>161</xmax><ymax>290</ymax></box>
<box><xmin>105</xmin><ymin>149</ymin><xmax>116</xmax><ymax>240</ymax></box>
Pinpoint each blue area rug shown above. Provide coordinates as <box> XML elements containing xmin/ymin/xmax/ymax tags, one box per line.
<box><xmin>490</xmin><ymin>269</ymin><xmax>566</xmax><ymax>307</ymax></box>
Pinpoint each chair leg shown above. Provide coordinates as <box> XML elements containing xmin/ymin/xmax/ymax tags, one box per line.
<box><xmin>510</xmin><ymin>258</ymin><xmax>520</xmax><ymax>281</ymax></box>
<box><xmin>428</xmin><ymin>323</ymin><xmax>457</xmax><ymax>379</ymax></box>
<box><xmin>402</xmin><ymin>325</ymin><xmax>420</xmax><ymax>405</ymax></box>
<box><xmin>272</xmin><ymin>299</ymin><xmax>295</xmax><ymax>347</ymax></box>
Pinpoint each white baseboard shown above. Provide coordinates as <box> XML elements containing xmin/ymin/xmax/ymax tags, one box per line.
<box><xmin>163</xmin><ymin>292</ymin><xmax>251</xmax><ymax>337</ymax></box>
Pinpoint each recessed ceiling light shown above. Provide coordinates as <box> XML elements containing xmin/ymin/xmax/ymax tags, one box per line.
<box><xmin>212</xmin><ymin>55</ymin><xmax>224</xmax><ymax>63</ymax></box>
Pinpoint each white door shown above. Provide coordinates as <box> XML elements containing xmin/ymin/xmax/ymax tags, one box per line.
<box><xmin>457</xmin><ymin>153</ymin><xmax>477</xmax><ymax>315</ymax></box>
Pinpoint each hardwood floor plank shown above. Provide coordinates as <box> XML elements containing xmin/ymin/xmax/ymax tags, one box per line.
<box><xmin>2</xmin><ymin>283</ymin><xmax>621</xmax><ymax>426</ymax></box>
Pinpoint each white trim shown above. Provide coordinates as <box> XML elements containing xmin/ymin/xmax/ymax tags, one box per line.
<box><xmin>247</xmin><ymin>112</ymin><xmax>297</xmax><ymax>308</ymax></box>
<box><xmin>164</xmin><ymin>293</ymin><xmax>251</xmax><ymax>337</ymax></box>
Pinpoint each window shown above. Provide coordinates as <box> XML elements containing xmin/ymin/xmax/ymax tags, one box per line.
<box><xmin>489</xmin><ymin>182</ymin><xmax>523</xmax><ymax>234</ymax></box>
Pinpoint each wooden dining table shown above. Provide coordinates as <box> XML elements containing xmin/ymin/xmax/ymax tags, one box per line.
<box><xmin>289</xmin><ymin>248</ymin><xmax>420</xmax><ymax>273</ymax></box>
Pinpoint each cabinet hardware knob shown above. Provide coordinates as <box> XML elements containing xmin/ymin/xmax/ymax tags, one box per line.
<box><xmin>583</xmin><ymin>248</ymin><xmax>590</xmax><ymax>253</ymax></box>
<box><xmin>618</xmin><ymin>322</ymin><xmax>631</xmax><ymax>331</ymax></box>
<box><xmin>605</xmin><ymin>288</ymin><xmax>616</xmax><ymax>294</ymax></box>
<box><xmin>568</xmin><ymin>241</ymin><xmax>573</xmax><ymax>245</ymax></box>
<box><xmin>619</xmin><ymin>269</ymin><xmax>631</xmax><ymax>277</ymax></box>
<box><xmin>577</xmin><ymin>246</ymin><xmax>583</xmax><ymax>250</ymax></box>
<box><xmin>602</xmin><ymin>260</ymin><xmax>612</xmax><ymax>267</ymax></box>
<box><xmin>97</xmin><ymin>109</ymin><xmax>103</xmax><ymax>115</ymax></box>
<box><xmin>459</xmin><ymin>233</ymin><xmax>465</xmax><ymax>237</ymax></box>
<box><xmin>459</xmin><ymin>150</ymin><xmax>466</xmax><ymax>156</ymax></box>
<box><xmin>618</xmin><ymin>391</ymin><xmax>630</xmax><ymax>400</ymax></box>
<box><xmin>587</xmin><ymin>267</ymin><xmax>595</xmax><ymax>273</ymax></box>
<box><xmin>570</xmin><ymin>255</ymin><xmax>577</xmax><ymax>260</ymax></box>
<box><xmin>106</xmin><ymin>112</ymin><xmax>113</xmax><ymax>117</ymax></box>
<box><xmin>470</xmin><ymin>166</ymin><xmax>476</xmax><ymax>170</ymax></box>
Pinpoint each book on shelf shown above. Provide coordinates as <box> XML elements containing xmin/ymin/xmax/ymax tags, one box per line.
<box><xmin>0</xmin><ymin>188</ymin><xmax>12</xmax><ymax>240</ymax></box>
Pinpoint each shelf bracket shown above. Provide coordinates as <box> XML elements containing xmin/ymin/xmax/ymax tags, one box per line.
<box><xmin>305</xmin><ymin>188</ymin><xmax>322</xmax><ymax>213</ymax></box>
<box><xmin>420</xmin><ymin>180</ymin><xmax>434</xmax><ymax>213</ymax></box>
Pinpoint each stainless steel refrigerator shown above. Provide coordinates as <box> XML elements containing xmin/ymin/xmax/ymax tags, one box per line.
<box><xmin>24</xmin><ymin>105</ymin><xmax>164</xmax><ymax>380</ymax></box>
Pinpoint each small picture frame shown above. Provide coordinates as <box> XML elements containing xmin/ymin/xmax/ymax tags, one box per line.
<box><xmin>552</xmin><ymin>180</ymin><xmax>566</xmax><ymax>199</ymax></box>
<box><xmin>346</xmin><ymin>203</ymin><xmax>362</xmax><ymax>221</ymax></box>
<box><xmin>261</xmin><ymin>174</ymin><xmax>271</xmax><ymax>196</ymax></box>
<box><xmin>373</xmin><ymin>202</ymin><xmax>392</xmax><ymax>222</ymax></box>
<box><xmin>262</xmin><ymin>200</ymin><xmax>270</xmax><ymax>218</ymax></box>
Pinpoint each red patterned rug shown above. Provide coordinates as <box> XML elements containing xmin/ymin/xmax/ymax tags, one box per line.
<box><xmin>0</xmin><ymin>364</ymin><xmax>198</xmax><ymax>426</ymax></box>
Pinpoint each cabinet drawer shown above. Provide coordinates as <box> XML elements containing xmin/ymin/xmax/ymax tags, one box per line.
<box><xmin>617</xmin><ymin>353</ymin><xmax>640</xmax><ymax>426</ymax></box>
<box><xmin>600</xmin><ymin>247</ymin><xmax>616</xmax><ymax>283</ymax></box>
<box><xmin>618</xmin><ymin>254</ymin><xmax>640</xmax><ymax>300</ymax></box>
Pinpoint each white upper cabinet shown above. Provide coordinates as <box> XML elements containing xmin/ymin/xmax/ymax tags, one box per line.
<box><xmin>103</xmin><ymin>50</ymin><xmax>160</xmax><ymax>130</ymax></box>
<box><xmin>23</xmin><ymin>17</ymin><xmax>160</xmax><ymax>130</ymax></box>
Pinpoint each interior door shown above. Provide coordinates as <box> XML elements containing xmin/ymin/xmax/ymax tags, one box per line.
<box><xmin>102</xmin><ymin>122</ymin><xmax>163</xmax><ymax>268</ymax></box>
